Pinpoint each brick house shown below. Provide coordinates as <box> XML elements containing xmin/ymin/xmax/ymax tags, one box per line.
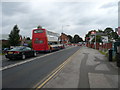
<box><xmin>59</xmin><ymin>33</ymin><xmax>69</xmax><ymax>44</ymax></box>
<box><xmin>0</xmin><ymin>34</ymin><xmax>9</xmax><ymax>48</ymax></box>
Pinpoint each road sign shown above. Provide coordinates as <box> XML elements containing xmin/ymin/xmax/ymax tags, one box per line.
<box><xmin>101</xmin><ymin>36</ymin><xmax>108</xmax><ymax>43</ymax></box>
<box><xmin>96</xmin><ymin>32</ymin><xmax>107</xmax><ymax>36</ymax></box>
<box><xmin>91</xmin><ymin>31</ymin><xmax>96</xmax><ymax>35</ymax></box>
<box><xmin>91</xmin><ymin>32</ymin><xmax>107</xmax><ymax>36</ymax></box>
<box><xmin>89</xmin><ymin>36</ymin><xmax>95</xmax><ymax>42</ymax></box>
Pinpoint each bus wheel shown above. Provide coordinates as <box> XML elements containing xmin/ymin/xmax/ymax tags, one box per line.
<box><xmin>49</xmin><ymin>48</ymin><xmax>52</xmax><ymax>53</ymax></box>
<box><xmin>49</xmin><ymin>50</ymin><xmax>51</xmax><ymax>53</ymax></box>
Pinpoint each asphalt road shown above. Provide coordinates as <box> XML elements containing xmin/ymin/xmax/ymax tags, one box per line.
<box><xmin>2</xmin><ymin>53</ymin><xmax>44</xmax><ymax>67</ymax></box>
<box><xmin>2</xmin><ymin>46</ymin><xmax>80</xmax><ymax>88</ymax></box>
<box><xmin>2</xmin><ymin>46</ymin><xmax>71</xmax><ymax>67</ymax></box>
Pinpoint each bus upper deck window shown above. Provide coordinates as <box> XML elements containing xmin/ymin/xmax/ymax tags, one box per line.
<box><xmin>34</xmin><ymin>40</ymin><xmax>43</xmax><ymax>44</ymax></box>
<box><xmin>34</xmin><ymin>30</ymin><xmax>43</xmax><ymax>33</ymax></box>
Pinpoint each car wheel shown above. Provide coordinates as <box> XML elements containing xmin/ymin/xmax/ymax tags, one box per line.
<box><xmin>49</xmin><ymin>48</ymin><xmax>52</xmax><ymax>53</ymax></box>
<box><xmin>33</xmin><ymin>52</ymin><xmax>37</xmax><ymax>57</ymax></box>
<box><xmin>9</xmin><ymin>58</ymin><xmax>13</xmax><ymax>60</ymax></box>
<box><xmin>22</xmin><ymin>54</ymin><xmax>26</xmax><ymax>60</ymax></box>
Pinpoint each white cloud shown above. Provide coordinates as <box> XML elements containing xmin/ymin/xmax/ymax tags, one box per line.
<box><xmin>1</xmin><ymin>1</ymin><xmax>118</xmax><ymax>39</ymax></box>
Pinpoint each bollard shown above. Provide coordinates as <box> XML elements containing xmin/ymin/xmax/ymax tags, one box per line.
<box><xmin>116</xmin><ymin>53</ymin><xmax>120</xmax><ymax>67</ymax></box>
<box><xmin>108</xmin><ymin>49</ymin><xmax>113</xmax><ymax>62</ymax></box>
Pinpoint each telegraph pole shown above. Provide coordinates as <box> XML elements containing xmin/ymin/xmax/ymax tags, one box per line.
<box><xmin>95</xmin><ymin>33</ymin><xmax>97</xmax><ymax>49</ymax></box>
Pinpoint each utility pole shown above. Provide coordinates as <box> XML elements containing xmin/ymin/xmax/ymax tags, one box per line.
<box><xmin>95</xmin><ymin>33</ymin><xmax>97</xmax><ymax>49</ymax></box>
<box><xmin>91</xmin><ymin>31</ymin><xmax>97</xmax><ymax>49</ymax></box>
<box><xmin>61</xmin><ymin>25</ymin><xmax>70</xmax><ymax>44</ymax></box>
<box><xmin>62</xmin><ymin>25</ymin><xmax>63</xmax><ymax>33</ymax></box>
<box><xmin>62</xmin><ymin>25</ymin><xmax>70</xmax><ymax>33</ymax></box>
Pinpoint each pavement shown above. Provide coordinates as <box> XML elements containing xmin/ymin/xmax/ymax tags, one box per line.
<box><xmin>43</xmin><ymin>46</ymin><xmax>119</xmax><ymax>88</ymax></box>
<box><xmin>0</xmin><ymin>55</ymin><xmax>5</xmax><ymax>61</ymax></box>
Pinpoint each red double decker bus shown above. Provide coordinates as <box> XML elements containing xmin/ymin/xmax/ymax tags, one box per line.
<box><xmin>32</xmin><ymin>27</ymin><xmax>64</xmax><ymax>52</ymax></box>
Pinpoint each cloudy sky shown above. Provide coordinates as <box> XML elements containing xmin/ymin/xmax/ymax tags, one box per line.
<box><xmin>1</xmin><ymin>0</ymin><xmax>119</xmax><ymax>40</ymax></box>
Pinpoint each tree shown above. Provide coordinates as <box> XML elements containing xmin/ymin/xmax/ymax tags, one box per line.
<box><xmin>98</xmin><ymin>29</ymin><xmax>104</xmax><ymax>33</ymax></box>
<box><xmin>37</xmin><ymin>25</ymin><xmax>42</xmax><ymax>29</ymax></box>
<box><xmin>67</xmin><ymin>35</ymin><xmax>73</xmax><ymax>43</ymax></box>
<box><xmin>112</xmin><ymin>32</ymin><xmax>119</xmax><ymax>40</ymax></box>
<box><xmin>85</xmin><ymin>30</ymin><xmax>96</xmax><ymax>42</ymax></box>
<box><xmin>104</xmin><ymin>27</ymin><xmax>114</xmax><ymax>34</ymax></box>
<box><xmin>8</xmin><ymin>25</ymin><xmax>20</xmax><ymax>46</ymax></box>
<box><xmin>85</xmin><ymin>27</ymin><xmax>119</xmax><ymax>43</ymax></box>
<box><xmin>28</xmin><ymin>41</ymin><xmax>32</xmax><ymax>48</ymax></box>
<box><xmin>85</xmin><ymin>30</ymin><xmax>103</xmax><ymax>43</ymax></box>
<box><xmin>26</xmin><ymin>37</ymin><xmax>31</xmax><ymax>40</ymax></box>
<box><xmin>73</xmin><ymin>34</ymin><xmax>83</xmax><ymax>43</ymax></box>
<box><xmin>91</xmin><ymin>35</ymin><xmax>102</xmax><ymax>43</ymax></box>
<box><xmin>104</xmin><ymin>27</ymin><xmax>119</xmax><ymax>41</ymax></box>
<box><xmin>104</xmin><ymin>27</ymin><xmax>114</xmax><ymax>41</ymax></box>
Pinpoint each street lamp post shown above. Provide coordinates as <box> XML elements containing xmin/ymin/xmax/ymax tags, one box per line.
<box><xmin>95</xmin><ymin>33</ymin><xmax>97</xmax><ymax>49</ymax></box>
<box><xmin>91</xmin><ymin>31</ymin><xmax>97</xmax><ymax>49</ymax></box>
<box><xmin>62</xmin><ymin>25</ymin><xmax>70</xmax><ymax>33</ymax></box>
<box><xmin>61</xmin><ymin>25</ymin><xmax>70</xmax><ymax>44</ymax></box>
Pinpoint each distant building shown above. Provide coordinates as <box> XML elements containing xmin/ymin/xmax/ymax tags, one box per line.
<box><xmin>0</xmin><ymin>34</ymin><xmax>9</xmax><ymax>40</ymax></box>
<box><xmin>0</xmin><ymin>34</ymin><xmax>27</xmax><ymax>48</ymax></box>
<box><xmin>59</xmin><ymin>33</ymin><xmax>69</xmax><ymax>44</ymax></box>
<box><xmin>0</xmin><ymin>34</ymin><xmax>9</xmax><ymax>48</ymax></box>
<box><xmin>118</xmin><ymin>27</ymin><xmax>120</xmax><ymax>36</ymax></box>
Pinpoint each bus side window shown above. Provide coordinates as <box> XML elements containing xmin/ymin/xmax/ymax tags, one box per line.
<box><xmin>35</xmin><ymin>40</ymin><xmax>43</xmax><ymax>44</ymax></box>
<box><xmin>48</xmin><ymin>42</ymin><xmax>50</xmax><ymax>45</ymax></box>
<box><xmin>48</xmin><ymin>42</ymin><xmax>52</xmax><ymax>45</ymax></box>
<box><xmin>54</xmin><ymin>42</ymin><xmax>58</xmax><ymax>44</ymax></box>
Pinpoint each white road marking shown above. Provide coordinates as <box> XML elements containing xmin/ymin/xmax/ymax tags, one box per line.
<box><xmin>1</xmin><ymin>46</ymin><xmax>76</xmax><ymax>71</ymax></box>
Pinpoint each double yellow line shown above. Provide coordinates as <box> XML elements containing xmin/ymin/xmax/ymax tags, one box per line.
<box><xmin>34</xmin><ymin>48</ymin><xmax>80</xmax><ymax>89</ymax></box>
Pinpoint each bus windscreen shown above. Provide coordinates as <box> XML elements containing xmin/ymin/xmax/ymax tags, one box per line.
<box><xmin>34</xmin><ymin>30</ymin><xmax>43</xmax><ymax>33</ymax></box>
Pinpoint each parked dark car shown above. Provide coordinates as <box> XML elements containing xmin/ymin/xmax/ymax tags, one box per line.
<box><xmin>5</xmin><ymin>46</ymin><xmax>37</xmax><ymax>60</ymax></box>
<box><xmin>2</xmin><ymin>48</ymin><xmax>10</xmax><ymax>53</ymax></box>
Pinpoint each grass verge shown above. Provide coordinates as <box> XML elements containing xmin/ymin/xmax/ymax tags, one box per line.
<box><xmin>99</xmin><ymin>50</ymin><xmax>117</xmax><ymax>62</ymax></box>
<box><xmin>0</xmin><ymin>53</ymin><xmax>5</xmax><ymax>55</ymax></box>
<box><xmin>99</xmin><ymin>50</ymin><xmax>108</xmax><ymax>57</ymax></box>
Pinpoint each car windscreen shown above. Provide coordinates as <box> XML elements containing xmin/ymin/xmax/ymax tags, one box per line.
<box><xmin>10</xmin><ymin>47</ymin><xmax>25</xmax><ymax>51</ymax></box>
